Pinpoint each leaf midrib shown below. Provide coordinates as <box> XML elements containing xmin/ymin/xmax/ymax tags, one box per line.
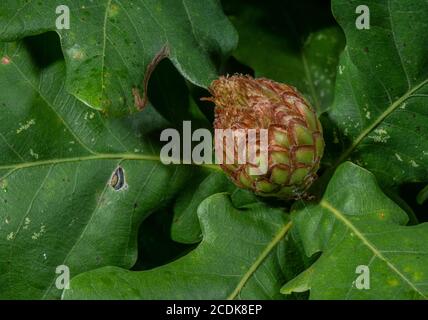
<box><xmin>0</xmin><ymin>153</ymin><xmax>221</xmax><ymax>172</ymax></box>
<box><xmin>320</xmin><ymin>199</ymin><xmax>428</xmax><ymax>299</ymax></box>
<box><xmin>335</xmin><ymin>65</ymin><xmax>428</xmax><ymax>166</ymax></box>
<box><xmin>227</xmin><ymin>220</ymin><xmax>292</xmax><ymax>300</ymax></box>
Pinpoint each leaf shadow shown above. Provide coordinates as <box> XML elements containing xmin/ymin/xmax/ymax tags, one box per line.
<box><xmin>23</xmin><ymin>31</ymin><xmax>64</xmax><ymax>70</ymax></box>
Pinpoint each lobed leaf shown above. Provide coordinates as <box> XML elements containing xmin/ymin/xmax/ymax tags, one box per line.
<box><xmin>282</xmin><ymin>162</ymin><xmax>428</xmax><ymax>299</ymax></box>
<box><xmin>327</xmin><ymin>0</ymin><xmax>428</xmax><ymax>186</ymax></box>
<box><xmin>0</xmin><ymin>39</ymin><xmax>213</xmax><ymax>299</ymax></box>
<box><xmin>63</xmin><ymin>194</ymin><xmax>306</xmax><ymax>300</ymax></box>
<box><xmin>0</xmin><ymin>0</ymin><xmax>238</xmax><ymax>115</ymax></box>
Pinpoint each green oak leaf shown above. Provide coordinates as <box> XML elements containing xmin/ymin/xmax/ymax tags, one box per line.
<box><xmin>171</xmin><ymin>171</ymin><xmax>237</xmax><ymax>244</ymax></box>
<box><xmin>225</xmin><ymin>0</ymin><xmax>345</xmax><ymax>114</ymax></box>
<box><xmin>0</xmin><ymin>39</ymin><xmax>218</xmax><ymax>299</ymax></box>
<box><xmin>0</xmin><ymin>0</ymin><xmax>237</xmax><ymax>115</ymax></box>
<box><xmin>282</xmin><ymin>162</ymin><xmax>428</xmax><ymax>299</ymax></box>
<box><xmin>63</xmin><ymin>193</ymin><xmax>308</xmax><ymax>300</ymax></box>
<box><xmin>327</xmin><ymin>0</ymin><xmax>428</xmax><ymax>186</ymax></box>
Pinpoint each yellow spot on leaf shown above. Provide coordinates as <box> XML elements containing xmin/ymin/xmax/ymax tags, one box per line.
<box><xmin>413</xmin><ymin>272</ymin><xmax>423</xmax><ymax>281</ymax></box>
<box><xmin>387</xmin><ymin>278</ymin><xmax>399</xmax><ymax>287</ymax></box>
<box><xmin>108</xmin><ymin>4</ymin><xmax>119</xmax><ymax>18</ymax></box>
